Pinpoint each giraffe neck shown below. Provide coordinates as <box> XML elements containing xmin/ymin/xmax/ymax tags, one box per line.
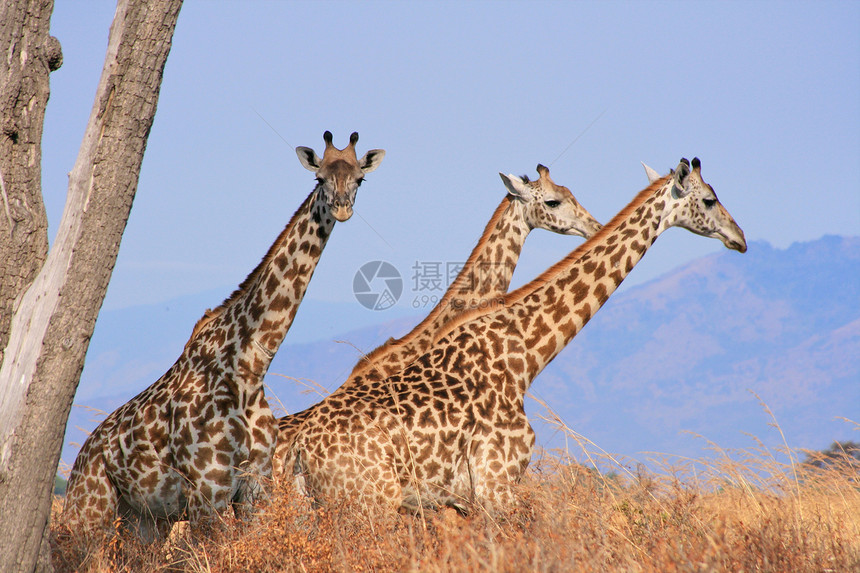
<box><xmin>349</xmin><ymin>196</ymin><xmax>529</xmax><ymax>380</ymax></box>
<box><xmin>199</xmin><ymin>187</ymin><xmax>335</xmax><ymax>385</ymax></box>
<box><xmin>440</xmin><ymin>176</ymin><xmax>675</xmax><ymax>398</ymax></box>
<box><xmin>429</xmin><ymin>195</ymin><xmax>529</xmax><ymax>333</ymax></box>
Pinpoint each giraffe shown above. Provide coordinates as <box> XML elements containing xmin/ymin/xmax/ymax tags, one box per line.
<box><xmin>62</xmin><ymin>131</ymin><xmax>385</xmax><ymax>539</ymax></box>
<box><xmin>273</xmin><ymin>164</ymin><xmax>601</xmax><ymax>476</ymax></box>
<box><xmin>354</xmin><ymin>164</ymin><xmax>603</xmax><ymax>378</ymax></box>
<box><xmin>284</xmin><ymin>157</ymin><xmax>746</xmax><ymax>513</ymax></box>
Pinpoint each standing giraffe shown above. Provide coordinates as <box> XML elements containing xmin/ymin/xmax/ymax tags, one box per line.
<box><xmin>62</xmin><ymin>131</ymin><xmax>384</xmax><ymax>538</ymax></box>
<box><xmin>285</xmin><ymin>158</ymin><xmax>746</xmax><ymax>513</ymax></box>
<box><xmin>274</xmin><ymin>164</ymin><xmax>602</xmax><ymax>475</ymax></box>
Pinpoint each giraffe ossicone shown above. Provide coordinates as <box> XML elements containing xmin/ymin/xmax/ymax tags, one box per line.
<box><xmin>62</xmin><ymin>131</ymin><xmax>384</xmax><ymax>540</ymax></box>
<box><xmin>283</xmin><ymin>157</ymin><xmax>745</xmax><ymax>514</ymax></box>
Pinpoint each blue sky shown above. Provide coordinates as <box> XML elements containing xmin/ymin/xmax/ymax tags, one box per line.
<box><xmin>43</xmin><ymin>1</ymin><xmax>859</xmax><ymax>324</ymax></box>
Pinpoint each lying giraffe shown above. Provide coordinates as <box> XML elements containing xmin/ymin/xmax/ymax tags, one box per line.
<box><xmin>273</xmin><ymin>164</ymin><xmax>601</xmax><ymax>476</ymax></box>
<box><xmin>286</xmin><ymin>158</ymin><xmax>746</xmax><ymax>513</ymax></box>
<box><xmin>63</xmin><ymin>131</ymin><xmax>384</xmax><ymax>538</ymax></box>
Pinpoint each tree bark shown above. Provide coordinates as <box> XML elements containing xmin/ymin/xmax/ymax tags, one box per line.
<box><xmin>0</xmin><ymin>0</ymin><xmax>56</xmax><ymax>364</ymax></box>
<box><xmin>0</xmin><ymin>1</ymin><xmax>183</xmax><ymax>571</ymax></box>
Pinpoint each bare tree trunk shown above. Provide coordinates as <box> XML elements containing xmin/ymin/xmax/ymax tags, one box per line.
<box><xmin>0</xmin><ymin>0</ymin><xmax>57</xmax><ymax>364</ymax></box>
<box><xmin>0</xmin><ymin>1</ymin><xmax>183</xmax><ymax>571</ymax></box>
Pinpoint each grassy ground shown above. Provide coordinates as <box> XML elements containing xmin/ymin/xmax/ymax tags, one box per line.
<box><xmin>50</xmin><ymin>433</ymin><xmax>859</xmax><ymax>572</ymax></box>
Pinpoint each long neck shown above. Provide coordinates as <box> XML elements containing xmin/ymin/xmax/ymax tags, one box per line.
<box><xmin>432</xmin><ymin>195</ymin><xmax>530</xmax><ymax>327</ymax></box>
<box><xmin>349</xmin><ymin>196</ymin><xmax>529</xmax><ymax>379</ymax></box>
<box><xmin>193</xmin><ymin>187</ymin><xmax>335</xmax><ymax>386</ymax></box>
<box><xmin>444</xmin><ymin>177</ymin><xmax>674</xmax><ymax>398</ymax></box>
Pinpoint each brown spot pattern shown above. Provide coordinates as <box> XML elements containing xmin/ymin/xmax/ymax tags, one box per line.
<box><xmin>64</xmin><ymin>134</ymin><xmax>383</xmax><ymax>539</ymax></box>
<box><xmin>274</xmin><ymin>168</ymin><xmax>745</xmax><ymax>515</ymax></box>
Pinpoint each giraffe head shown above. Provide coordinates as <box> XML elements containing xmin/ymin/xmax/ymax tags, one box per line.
<box><xmin>663</xmin><ymin>157</ymin><xmax>747</xmax><ymax>252</ymax></box>
<box><xmin>498</xmin><ymin>164</ymin><xmax>602</xmax><ymax>238</ymax></box>
<box><xmin>295</xmin><ymin>131</ymin><xmax>385</xmax><ymax>221</ymax></box>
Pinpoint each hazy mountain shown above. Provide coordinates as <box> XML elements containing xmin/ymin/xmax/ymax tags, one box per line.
<box><xmin>528</xmin><ymin>235</ymin><xmax>859</xmax><ymax>461</ymax></box>
<box><xmin>60</xmin><ymin>236</ymin><xmax>859</xmax><ymax>472</ymax></box>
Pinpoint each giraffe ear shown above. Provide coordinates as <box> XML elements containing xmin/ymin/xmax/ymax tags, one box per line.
<box><xmin>359</xmin><ymin>149</ymin><xmax>386</xmax><ymax>173</ymax></box>
<box><xmin>641</xmin><ymin>162</ymin><xmax>661</xmax><ymax>183</ymax></box>
<box><xmin>499</xmin><ymin>173</ymin><xmax>529</xmax><ymax>200</ymax></box>
<box><xmin>296</xmin><ymin>147</ymin><xmax>322</xmax><ymax>172</ymax></box>
<box><xmin>671</xmin><ymin>158</ymin><xmax>692</xmax><ymax>198</ymax></box>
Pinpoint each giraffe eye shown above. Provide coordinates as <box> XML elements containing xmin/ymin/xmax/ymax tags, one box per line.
<box><xmin>356</xmin><ymin>177</ymin><xmax>364</xmax><ymax>187</ymax></box>
<box><xmin>703</xmin><ymin>198</ymin><xmax>716</xmax><ymax>209</ymax></box>
<box><xmin>544</xmin><ymin>200</ymin><xmax>561</xmax><ymax>208</ymax></box>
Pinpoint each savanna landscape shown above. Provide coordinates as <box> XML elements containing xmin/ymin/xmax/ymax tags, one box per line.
<box><xmin>49</xmin><ymin>234</ymin><xmax>860</xmax><ymax>572</ymax></box>
<box><xmin>50</xmin><ymin>427</ymin><xmax>860</xmax><ymax>572</ymax></box>
<box><xmin>3</xmin><ymin>2</ymin><xmax>858</xmax><ymax>572</ymax></box>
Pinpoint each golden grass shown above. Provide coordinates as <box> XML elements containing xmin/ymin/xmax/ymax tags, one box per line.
<box><xmin>50</xmin><ymin>432</ymin><xmax>859</xmax><ymax>573</ymax></box>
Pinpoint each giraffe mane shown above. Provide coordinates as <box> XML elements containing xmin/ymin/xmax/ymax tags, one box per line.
<box><xmin>181</xmin><ymin>190</ymin><xmax>319</xmax><ymax>346</ymax></box>
<box><xmin>430</xmin><ymin>174</ymin><xmax>673</xmax><ymax>345</ymax></box>
<box><xmin>184</xmin><ymin>308</ymin><xmax>219</xmax><ymax>350</ymax></box>
<box><xmin>350</xmin><ymin>195</ymin><xmax>515</xmax><ymax>377</ymax></box>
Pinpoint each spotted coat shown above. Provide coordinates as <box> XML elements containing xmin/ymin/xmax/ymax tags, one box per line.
<box><xmin>285</xmin><ymin>158</ymin><xmax>746</xmax><ymax>513</ymax></box>
<box><xmin>274</xmin><ymin>165</ymin><xmax>602</xmax><ymax>477</ymax></box>
<box><xmin>62</xmin><ymin>132</ymin><xmax>384</xmax><ymax>538</ymax></box>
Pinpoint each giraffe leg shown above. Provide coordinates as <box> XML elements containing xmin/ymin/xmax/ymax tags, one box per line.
<box><xmin>470</xmin><ymin>477</ymin><xmax>518</xmax><ymax>515</ymax></box>
<box><xmin>232</xmin><ymin>458</ymin><xmax>270</xmax><ymax>521</ymax></box>
<box><xmin>239</xmin><ymin>433</ymin><xmax>276</xmax><ymax>509</ymax></box>
<box><xmin>466</xmin><ymin>441</ymin><xmax>528</xmax><ymax>516</ymax></box>
<box><xmin>63</xmin><ymin>437</ymin><xmax>119</xmax><ymax>535</ymax></box>
<box><xmin>229</xmin><ymin>393</ymin><xmax>276</xmax><ymax>519</ymax></box>
<box><xmin>116</xmin><ymin>495</ymin><xmax>171</xmax><ymax>542</ymax></box>
<box><xmin>65</xmin><ymin>437</ymin><xmax>179</xmax><ymax>541</ymax></box>
<box><xmin>184</xmin><ymin>479</ymin><xmax>223</xmax><ymax>526</ymax></box>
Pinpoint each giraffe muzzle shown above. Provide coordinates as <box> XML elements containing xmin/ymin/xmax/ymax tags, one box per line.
<box><xmin>567</xmin><ymin>218</ymin><xmax>603</xmax><ymax>238</ymax></box>
<box><xmin>717</xmin><ymin>208</ymin><xmax>747</xmax><ymax>253</ymax></box>
<box><xmin>332</xmin><ymin>203</ymin><xmax>353</xmax><ymax>222</ymax></box>
<box><xmin>724</xmin><ymin>234</ymin><xmax>747</xmax><ymax>253</ymax></box>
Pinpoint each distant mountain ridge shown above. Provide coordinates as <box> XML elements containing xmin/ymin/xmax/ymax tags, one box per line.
<box><xmin>60</xmin><ymin>236</ymin><xmax>860</xmax><ymax>470</ymax></box>
<box><xmin>529</xmin><ymin>235</ymin><xmax>859</xmax><ymax>459</ymax></box>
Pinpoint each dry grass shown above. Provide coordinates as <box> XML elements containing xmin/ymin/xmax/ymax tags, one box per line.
<box><xmin>50</xmin><ymin>433</ymin><xmax>859</xmax><ymax>572</ymax></box>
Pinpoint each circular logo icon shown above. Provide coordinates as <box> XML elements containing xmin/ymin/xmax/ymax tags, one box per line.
<box><xmin>353</xmin><ymin>261</ymin><xmax>403</xmax><ymax>311</ymax></box>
